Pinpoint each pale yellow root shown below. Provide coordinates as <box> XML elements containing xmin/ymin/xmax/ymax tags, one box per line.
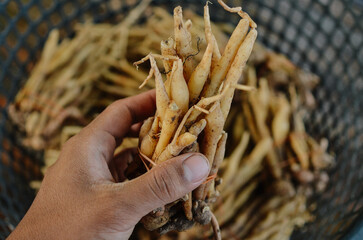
<box><xmin>147</xmin><ymin>55</ymin><xmax>170</xmax><ymax>120</ymax></box>
<box><xmin>247</xmin><ymin>66</ymin><xmax>258</xmax><ymax>87</ymax></box>
<box><xmin>236</xmin><ymin>197</ymin><xmax>284</xmax><ymax>239</ymax></box>
<box><xmin>182</xmin><ymin>192</ymin><xmax>193</xmax><ymax>221</ymax></box>
<box><xmin>157</xmin><ymin>133</ymin><xmax>197</xmax><ymax>163</ymax></box>
<box><xmin>170</xmin><ymin>59</ymin><xmax>189</xmax><ymax>114</ymax></box>
<box><xmin>161</xmin><ymin>37</ymin><xmax>177</xmax><ymax>83</ymax></box>
<box><xmin>204</xmin><ymin>4</ymin><xmax>221</xmax><ymax>69</ymax></box>
<box><xmin>246</xmin><ymin>219</ymin><xmax>289</xmax><ymax>240</ymax></box>
<box><xmin>139</xmin><ymin>68</ymin><xmax>154</xmax><ymax>89</ymax></box>
<box><xmin>233</xmin><ymin>84</ymin><xmax>256</xmax><ymax>92</ymax></box>
<box><xmin>152</xmin><ymin>102</ymin><xmax>182</xmax><ymax>160</ymax></box>
<box><xmin>188</xmin><ymin>43</ymin><xmax>213</xmax><ymax>104</ymax></box>
<box><xmin>16</xmin><ymin>29</ymin><xmax>60</xmax><ymax>110</ymax></box>
<box><xmin>185</xmin><ymin>85</ymin><xmax>230</xmax><ymax>128</ymax></box>
<box><xmin>220</xmin><ymin>132</ymin><xmax>250</xmax><ymax>192</ymax></box>
<box><xmin>289</xmin><ymin>132</ymin><xmax>309</xmax><ymax>169</ymax></box>
<box><xmin>42</xmin><ymin>107</ymin><xmax>86</xmax><ymax>138</ymax></box>
<box><xmin>218</xmin><ymin>0</ymin><xmax>242</xmax><ymax>12</ymax></box>
<box><xmin>194</xmin><ymin>102</ymin><xmax>225</xmax><ymax>200</ymax></box>
<box><xmin>203</xmin><ymin>19</ymin><xmax>249</xmax><ymax>98</ymax></box>
<box><xmin>217</xmin><ymin>0</ymin><xmax>257</xmax><ymax>28</ymax></box>
<box><xmin>188</xmin><ymin>119</ymin><xmax>207</xmax><ymax>136</ymax></box>
<box><xmin>223</xmin><ymin>138</ymin><xmax>272</xmax><ymax>197</ymax></box>
<box><xmin>201</xmin><ymin>102</ymin><xmax>225</xmax><ymax>165</ymax></box>
<box><xmin>140</xmin><ymin>116</ymin><xmax>160</xmax><ymax>158</ymax></box>
<box><xmin>271</xmin><ymin>95</ymin><xmax>291</xmax><ymax>145</ymax></box>
<box><xmin>203</xmin><ymin>131</ymin><xmax>227</xmax><ymax>199</ymax></box>
<box><xmin>174</xmin><ymin>6</ymin><xmax>195</xmax><ymax>80</ymax></box>
<box><xmin>238</xmin><ymin>11</ymin><xmax>257</xmax><ymax>29</ymax></box>
<box><xmin>218</xmin><ymin>180</ymin><xmax>257</xmax><ymax>226</ymax></box>
<box><xmin>102</xmin><ymin>70</ymin><xmax>141</xmax><ymax>89</ymax></box>
<box><xmin>114</xmin><ymin>0</ymin><xmax>152</xmax><ymax>59</ymax></box>
<box><xmin>25</xmin><ymin>112</ymin><xmax>40</xmax><ymax>136</ymax></box>
<box><xmin>185</xmin><ymin>19</ymin><xmax>192</xmax><ymax>31</ymax></box>
<box><xmin>248</xmin><ymin>80</ymin><xmax>282</xmax><ymax>179</ymax></box>
<box><xmin>220</xmin><ymin>29</ymin><xmax>258</xmax><ymax>119</ymax></box>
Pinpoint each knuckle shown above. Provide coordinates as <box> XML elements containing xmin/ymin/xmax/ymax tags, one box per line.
<box><xmin>106</xmin><ymin>100</ymin><xmax>123</xmax><ymax>113</ymax></box>
<box><xmin>149</xmin><ymin>168</ymin><xmax>178</xmax><ymax>203</ymax></box>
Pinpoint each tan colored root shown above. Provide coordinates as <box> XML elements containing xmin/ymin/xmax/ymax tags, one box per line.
<box><xmin>188</xmin><ymin>43</ymin><xmax>213</xmax><ymax>104</ymax></box>
<box><xmin>140</xmin><ymin>116</ymin><xmax>160</xmax><ymax>158</ymax></box>
<box><xmin>141</xmin><ymin>55</ymin><xmax>170</xmax><ymax>121</ymax></box>
<box><xmin>152</xmin><ymin>102</ymin><xmax>182</xmax><ymax>160</ymax></box>
<box><xmin>218</xmin><ymin>180</ymin><xmax>257</xmax><ymax>226</ymax></box>
<box><xmin>188</xmin><ymin>119</ymin><xmax>207</xmax><ymax>137</ymax></box>
<box><xmin>220</xmin><ymin>29</ymin><xmax>258</xmax><ymax>119</ymax></box>
<box><xmin>224</xmin><ymin>138</ymin><xmax>272</xmax><ymax>197</ymax></box>
<box><xmin>248</xmin><ymin>80</ymin><xmax>282</xmax><ymax>179</ymax></box>
<box><xmin>183</xmin><ymin>192</ymin><xmax>193</xmax><ymax>221</ymax></box>
<box><xmin>42</xmin><ymin>107</ymin><xmax>87</xmax><ymax>137</ymax></box>
<box><xmin>157</xmin><ymin>133</ymin><xmax>197</xmax><ymax>164</ymax></box>
<box><xmin>271</xmin><ymin>95</ymin><xmax>291</xmax><ymax>145</ymax></box>
<box><xmin>194</xmin><ymin>102</ymin><xmax>225</xmax><ymax>200</ymax></box>
<box><xmin>204</xmin><ymin>3</ymin><xmax>221</xmax><ymax>69</ymax></box>
<box><xmin>290</xmin><ymin>132</ymin><xmax>309</xmax><ymax>169</ymax></box>
<box><xmin>173</xmin><ymin>6</ymin><xmax>195</xmax><ymax>80</ymax></box>
<box><xmin>220</xmin><ymin>132</ymin><xmax>250</xmax><ymax>191</ymax></box>
<box><xmin>185</xmin><ymin>84</ymin><xmax>231</xmax><ymax>128</ymax></box>
<box><xmin>161</xmin><ymin>37</ymin><xmax>177</xmax><ymax>82</ymax></box>
<box><xmin>211</xmin><ymin>212</ymin><xmax>222</xmax><ymax>240</ymax></box>
<box><xmin>217</xmin><ymin>0</ymin><xmax>257</xmax><ymax>28</ymax></box>
<box><xmin>170</xmin><ymin>59</ymin><xmax>189</xmax><ymax>114</ymax></box>
<box><xmin>203</xmin><ymin>19</ymin><xmax>249</xmax><ymax>98</ymax></box>
<box><xmin>203</xmin><ymin>131</ymin><xmax>227</xmax><ymax>199</ymax></box>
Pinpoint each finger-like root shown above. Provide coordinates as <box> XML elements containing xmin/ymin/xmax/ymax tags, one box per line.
<box><xmin>194</xmin><ymin>102</ymin><xmax>224</xmax><ymax>200</ymax></box>
<box><xmin>152</xmin><ymin>102</ymin><xmax>181</xmax><ymax>160</ymax></box>
<box><xmin>136</xmin><ymin>55</ymin><xmax>170</xmax><ymax>120</ymax></box>
<box><xmin>140</xmin><ymin>116</ymin><xmax>160</xmax><ymax>158</ymax></box>
<box><xmin>161</xmin><ymin>37</ymin><xmax>177</xmax><ymax>82</ymax></box>
<box><xmin>186</xmin><ymin>84</ymin><xmax>231</xmax><ymax>128</ymax></box>
<box><xmin>204</xmin><ymin>3</ymin><xmax>221</xmax><ymax>69</ymax></box>
<box><xmin>139</xmin><ymin>117</ymin><xmax>154</xmax><ymax>141</ymax></box>
<box><xmin>182</xmin><ymin>192</ymin><xmax>193</xmax><ymax>221</ymax></box>
<box><xmin>289</xmin><ymin>132</ymin><xmax>309</xmax><ymax>169</ymax></box>
<box><xmin>220</xmin><ymin>29</ymin><xmax>258</xmax><ymax>120</ymax></box>
<box><xmin>188</xmin><ymin>42</ymin><xmax>213</xmax><ymax>104</ymax></box>
<box><xmin>203</xmin><ymin>18</ymin><xmax>249</xmax><ymax>98</ymax></box>
<box><xmin>170</xmin><ymin>59</ymin><xmax>189</xmax><ymax>114</ymax></box>
<box><xmin>174</xmin><ymin>6</ymin><xmax>195</xmax><ymax>80</ymax></box>
<box><xmin>189</xmin><ymin>119</ymin><xmax>207</xmax><ymax>136</ymax></box>
<box><xmin>211</xmin><ymin>211</ymin><xmax>222</xmax><ymax>240</ymax></box>
<box><xmin>203</xmin><ymin>131</ymin><xmax>227</xmax><ymax>199</ymax></box>
<box><xmin>157</xmin><ymin>133</ymin><xmax>197</xmax><ymax>164</ymax></box>
<box><xmin>217</xmin><ymin>0</ymin><xmax>257</xmax><ymax>28</ymax></box>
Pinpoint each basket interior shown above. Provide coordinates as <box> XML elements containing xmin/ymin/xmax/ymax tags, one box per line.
<box><xmin>0</xmin><ymin>0</ymin><xmax>362</xmax><ymax>239</ymax></box>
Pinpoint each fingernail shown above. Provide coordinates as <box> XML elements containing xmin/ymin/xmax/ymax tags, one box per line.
<box><xmin>183</xmin><ymin>154</ymin><xmax>209</xmax><ymax>183</ymax></box>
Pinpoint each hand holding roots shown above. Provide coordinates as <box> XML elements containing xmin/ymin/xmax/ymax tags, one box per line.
<box><xmin>128</xmin><ymin>1</ymin><xmax>257</xmax><ymax>236</ymax></box>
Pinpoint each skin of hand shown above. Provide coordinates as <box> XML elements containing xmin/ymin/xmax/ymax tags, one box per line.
<box><xmin>8</xmin><ymin>90</ymin><xmax>210</xmax><ymax>240</ymax></box>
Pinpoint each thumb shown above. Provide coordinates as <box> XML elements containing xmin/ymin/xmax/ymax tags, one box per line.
<box><xmin>119</xmin><ymin>153</ymin><xmax>210</xmax><ymax>220</ymax></box>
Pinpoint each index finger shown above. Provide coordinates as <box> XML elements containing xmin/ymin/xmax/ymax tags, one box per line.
<box><xmin>87</xmin><ymin>89</ymin><xmax>156</xmax><ymax>140</ymax></box>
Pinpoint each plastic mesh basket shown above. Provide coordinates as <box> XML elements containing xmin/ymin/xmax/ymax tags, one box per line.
<box><xmin>0</xmin><ymin>0</ymin><xmax>362</xmax><ymax>239</ymax></box>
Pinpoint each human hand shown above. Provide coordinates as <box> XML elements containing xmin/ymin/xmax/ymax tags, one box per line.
<box><xmin>9</xmin><ymin>90</ymin><xmax>210</xmax><ymax>240</ymax></box>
